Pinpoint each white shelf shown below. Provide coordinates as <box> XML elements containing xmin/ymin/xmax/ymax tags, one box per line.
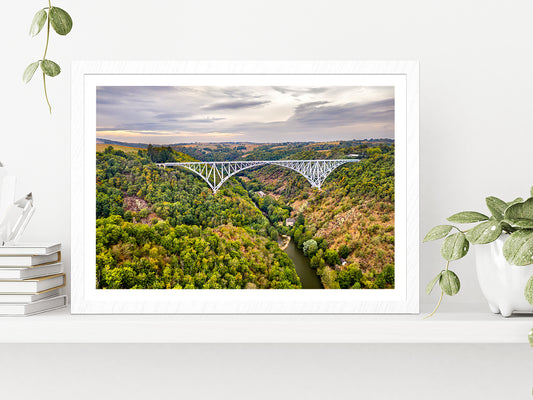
<box><xmin>0</xmin><ymin>305</ymin><xmax>532</xmax><ymax>343</ymax></box>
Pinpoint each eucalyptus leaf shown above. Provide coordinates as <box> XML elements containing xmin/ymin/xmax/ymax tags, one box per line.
<box><xmin>426</xmin><ymin>271</ymin><xmax>443</xmax><ymax>295</ymax></box>
<box><xmin>486</xmin><ymin>196</ymin><xmax>508</xmax><ymax>221</ymax></box>
<box><xmin>447</xmin><ymin>211</ymin><xmax>489</xmax><ymax>224</ymax></box>
<box><xmin>502</xmin><ymin>230</ymin><xmax>533</xmax><ymax>266</ymax></box>
<box><xmin>500</xmin><ymin>221</ymin><xmax>517</xmax><ymax>234</ymax></box>
<box><xmin>22</xmin><ymin>61</ymin><xmax>40</xmax><ymax>83</ymax></box>
<box><xmin>49</xmin><ymin>7</ymin><xmax>72</xmax><ymax>35</ymax></box>
<box><xmin>439</xmin><ymin>270</ymin><xmax>461</xmax><ymax>296</ymax></box>
<box><xmin>503</xmin><ymin>218</ymin><xmax>533</xmax><ymax>229</ymax></box>
<box><xmin>525</xmin><ymin>275</ymin><xmax>533</xmax><ymax>305</ymax></box>
<box><xmin>423</xmin><ymin>225</ymin><xmax>453</xmax><ymax>242</ymax></box>
<box><xmin>465</xmin><ymin>218</ymin><xmax>502</xmax><ymax>244</ymax></box>
<box><xmin>41</xmin><ymin>59</ymin><xmax>61</xmax><ymax>77</ymax></box>
<box><xmin>29</xmin><ymin>9</ymin><xmax>47</xmax><ymax>37</ymax></box>
<box><xmin>504</xmin><ymin>197</ymin><xmax>533</xmax><ymax>223</ymax></box>
<box><xmin>441</xmin><ymin>232</ymin><xmax>469</xmax><ymax>261</ymax></box>
<box><xmin>508</xmin><ymin>197</ymin><xmax>524</xmax><ymax>207</ymax></box>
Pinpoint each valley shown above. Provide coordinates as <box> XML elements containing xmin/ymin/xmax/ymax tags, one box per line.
<box><xmin>95</xmin><ymin>139</ymin><xmax>394</xmax><ymax>289</ymax></box>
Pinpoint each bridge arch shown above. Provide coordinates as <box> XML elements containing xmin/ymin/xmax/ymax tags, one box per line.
<box><xmin>158</xmin><ymin>159</ymin><xmax>359</xmax><ymax>194</ymax></box>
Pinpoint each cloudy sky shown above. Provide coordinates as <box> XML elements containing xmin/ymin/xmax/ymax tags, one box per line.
<box><xmin>96</xmin><ymin>86</ymin><xmax>394</xmax><ymax>144</ymax></box>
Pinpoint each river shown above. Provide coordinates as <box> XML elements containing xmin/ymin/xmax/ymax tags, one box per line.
<box><xmin>283</xmin><ymin>239</ymin><xmax>323</xmax><ymax>289</ymax></box>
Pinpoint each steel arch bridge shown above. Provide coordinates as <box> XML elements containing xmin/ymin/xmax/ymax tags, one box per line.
<box><xmin>157</xmin><ymin>159</ymin><xmax>359</xmax><ymax>193</ymax></box>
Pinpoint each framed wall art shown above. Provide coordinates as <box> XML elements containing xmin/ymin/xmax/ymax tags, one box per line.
<box><xmin>71</xmin><ymin>61</ymin><xmax>419</xmax><ymax>313</ymax></box>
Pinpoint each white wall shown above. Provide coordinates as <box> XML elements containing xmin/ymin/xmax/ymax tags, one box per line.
<box><xmin>1</xmin><ymin>1</ymin><xmax>532</xmax><ymax>398</ymax></box>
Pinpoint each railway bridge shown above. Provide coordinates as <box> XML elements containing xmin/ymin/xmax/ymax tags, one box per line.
<box><xmin>157</xmin><ymin>159</ymin><xmax>359</xmax><ymax>193</ymax></box>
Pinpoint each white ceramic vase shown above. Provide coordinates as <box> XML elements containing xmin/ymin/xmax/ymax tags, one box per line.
<box><xmin>474</xmin><ymin>234</ymin><xmax>533</xmax><ymax>317</ymax></box>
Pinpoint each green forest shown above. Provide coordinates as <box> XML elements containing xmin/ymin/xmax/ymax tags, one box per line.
<box><xmin>96</xmin><ymin>139</ymin><xmax>395</xmax><ymax>290</ymax></box>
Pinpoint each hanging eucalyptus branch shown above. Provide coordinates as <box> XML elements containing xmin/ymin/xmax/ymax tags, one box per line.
<box><xmin>23</xmin><ymin>1</ymin><xmax>72</xmax><ymax>113</ymax></box>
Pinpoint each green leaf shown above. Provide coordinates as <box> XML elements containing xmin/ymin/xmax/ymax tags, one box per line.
<box><xmin>40</xmin><ymin>59</ymin><xmax>61</xmax><ymax>77</ymax></box>
<box><xmin>525</xmin><ymin>275</ymin><xmax>533</xmax><ymax>305</ymax></box>
<box><xmin>503</xmin><ymin>197</ymin><xmax>533</xmax><ymax>229</ymax></box>
<box><xmin>22</xmin><ymin>61</ymin><xmax>40</xmax><ymax>83</ymax></box>
<box><xmin>426</xmin><ymin>271</ymin><xmax>443</xmax><ymax>295</ymax></box>
<box><xmin>441</xmin><ymin>232</ymin><xmax>469</xmax><ymax>261</ymax></box>
<box><xmin>504</xmin><ymin>197</ymin><xmax>533</xmax><ymax>222</ymax></box>
<box><xmin>503</xmin><ymin>218</ymin><xmax>533</xmax><ymax>229</ymax></box>
<box><xmin>508</xmin><ymin>197</ymin><xmax>524</xmax><ymax>207</ymax></box>
<box><xmin>500</xmin><ymin>221</ymin><xmax>517</xmax><ymax>234</ymax></box>
<box><xmin>29</xmin><ymin>9</ymin><xmax>47</xmax><ymax>37</ymax></box>
<box><xmin>465</xmin><ymin>218</ymin><xmax>502</xmax><ymax>244</ymax></box>
<box><xmin>485</xmin><ymin>196</ymin><xmax>508</xmax><ymax>222</ymax></box>
<box><xmin>528</xmin><ymin>328</ymin><xmax>533</xmax><ymax>347</ymax></box>
<box><xmin>423</xmin><ymin>225</ymin><xmax>453</xmax><ymax>242</ymax></box>
<box><xmin>502</xmin><ymin>230</ymin><xmax>533</xmax><ymax>266</ymax></box>
<box><xmin>49</xmin><ymin>7</ymin><xmax>72</xmax><ymax>35</ymax></box>
<box><xmin>439</xmin><ymin>270</ymin><xmax>460</xmax><ymax>296</ymax></box>
<box><xmin>447</xmin><ymin>211</ymin><xmax>489</xmax><ymax>224</ymax></box>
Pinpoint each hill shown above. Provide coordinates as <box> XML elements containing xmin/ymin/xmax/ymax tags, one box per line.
<box><xmin>96</xmin><ymin>147</ymin><xmax>301</xmax><ymax>289</ymax></box>
<box><xmin>94</xmin><ymin>139</ymin><xmax>395</xmax><ymax>290</ymax></box>
<box><xmin>96</xmin><ymin>143</ymin><xmax>143</xmax><ymax>153</ymax></box>
<box><xmin>239</xmin><ymin>141</ymin><xmax>395</xmax><ymax>289</ymax></box>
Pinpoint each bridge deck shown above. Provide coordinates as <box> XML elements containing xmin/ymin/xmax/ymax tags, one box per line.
<box><xmin>159</xmin><ymin>159</ymin><xmax>360</xmax><ymax>166</ymax></box>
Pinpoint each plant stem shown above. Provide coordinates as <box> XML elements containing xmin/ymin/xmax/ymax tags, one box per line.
<box><xmin>42</xmin><ymin>0</ymin><xmax>52</xmax><ymax>113</ymax></box>
<box><xmin>424</xmin><ymin>261</ymin><xmax>450</xmax><ymax>319</ymax></box>
<box><xmin>43</xmin><ymin>73</ymin><xmax>51</xmax><ymax>114</ymax></box>
<box><xmin>43</xmin><ymin>1</ymin><xmax>51</xmax><ymax>60</ymax></box>
<box><xmin>424</xmin><ymin>290</ymin><xmax>444</xmax><ymax>319</ymax></box>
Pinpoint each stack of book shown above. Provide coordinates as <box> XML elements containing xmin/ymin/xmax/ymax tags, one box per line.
<box><xmin>0</xmin><ymin>242</ymin><xmax>66</xmax><ymax>316</ymax></box>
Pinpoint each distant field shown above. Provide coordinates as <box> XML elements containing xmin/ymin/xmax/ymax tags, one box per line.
<box><xmin>96</xmin><ymin>144</ymin><xmax>142</xmax><ymax>153</ymax></box>
<box><xmin>176</xmin><ymin>142</ymin><xmax>262</xmax><ymax>151</ymax></box>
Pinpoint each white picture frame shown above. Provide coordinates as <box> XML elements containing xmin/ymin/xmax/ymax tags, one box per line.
<box><xmin>71</xmin><ymin>61</ymin><xmax>419</xmax><ymax>314</ymax></box>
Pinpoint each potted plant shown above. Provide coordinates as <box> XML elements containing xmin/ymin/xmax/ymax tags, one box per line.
<box><xmin>424</xmin><ymin>187</ymin><xmax>533</xmax><ymax>317</ymax></box>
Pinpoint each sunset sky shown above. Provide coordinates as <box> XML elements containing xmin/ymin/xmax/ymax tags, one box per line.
<box><xmin>96</xmin><ymin>86</ymin><xmax>394</xmax><ymax>144</ymax></box>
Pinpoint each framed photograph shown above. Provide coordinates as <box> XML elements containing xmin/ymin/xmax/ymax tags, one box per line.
<box><xmin>71</xmin><ymin>61</ymin><xmax>419</xmax><ymax>313</ymax></box>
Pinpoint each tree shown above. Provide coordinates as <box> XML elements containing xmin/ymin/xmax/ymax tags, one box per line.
<box><xmin>302</xmin><ymin>239</ymin><xmax>318</xmax><ymax>257</ymax></box>
<box><xmin>339</xmin><ymin>244</ymin><xmax>351</xmax><ymax>259</ymax></box>
<box><xmin>337</xmin><ymin>264</ymin><xmax>363</xmax><ymax>289</ymax></box>
<box><xmin>96</xmin><ymin>192</ymin><xmax>110</xmax><ymax>218</ymax></box>
<box><xmin>383</xmin><ymin>264</ymin><xmax>394</xmax><ymax>285</ymax></box>
<box><xmin>296</xmin><ymin>212</ymin><xmax>305</xmax><ymax>226</ymax></box>
<box><xmin>294</xmin><ymin>227</ymin><xmax>303</xmax><ymax>243</ymax></box>
<box><xmin>324</xmin><ymin>249</ymin><xmax>340</xmax><ymax>266</ymax></box>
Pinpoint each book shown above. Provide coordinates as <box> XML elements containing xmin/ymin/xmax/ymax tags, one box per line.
<box><xmin>0</xmin><ymin>262</ymin><xmax>62</xmax><ymax>280</ymax></box>
<box><xmin>0</xmin><ymin>295</ymin><xmax>66</xmax><ymax>316</ymax></box>
<box><xmin>0</xmin><ymin>273</ymin><xmax>65</xmax><ymax>294</ymax></box>
<box><xmin>0</xmin><ymin>242</ymin><xmax>61</xmax><ymax>256</ymax></box>
<box><xmin>0</xmin><ymin>287</ymin><xmax>61</xmax><ymax>303</ymax></box>
<box><xmin>0</xmin><ymin>251</ymin><xmax>60</xmax><ymax>267</ymax></box>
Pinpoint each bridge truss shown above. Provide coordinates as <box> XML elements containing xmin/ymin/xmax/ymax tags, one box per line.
<box><xmin>157</xmin><ymin>159</ymin><xmax>359</xmax><ymax>193</ymax></box>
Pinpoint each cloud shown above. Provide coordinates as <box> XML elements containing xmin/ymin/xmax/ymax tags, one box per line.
<box><xmin>294</xmin><ymin>101</ymin><xmax>330</xmax><ymax>110</ymax></box>
<box><xmin>186</xmin><ymin>117</ymin><xmax>226</xmax><ymax>123</ymax></box>
<box><xmin>154</xmin><ymin>112</ymin><xmax>192</xmax><ymax>120</ymax></box>
<box><xmin>97</xmin><ymin>130</ymin><xmax>245</xmax><ymax>144</ymax></box>
<box><xmin>96</xmin><ymin>85</ymin><xmax>395</xmax><ymax>144</ymax></box>
<box><xmin>202</xmin><ymin>100</ymin><xmax>270</xmax><ymax>111</ymax></box>
<box><xmin>272</xmin><ymin>87</ymin><xmax>329</xmax><ymax>96</ymax></box>
<box><xmin>290</xmin><ymin>98</ymin><xmax>394</xmax><ymax>127</ymax></box>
